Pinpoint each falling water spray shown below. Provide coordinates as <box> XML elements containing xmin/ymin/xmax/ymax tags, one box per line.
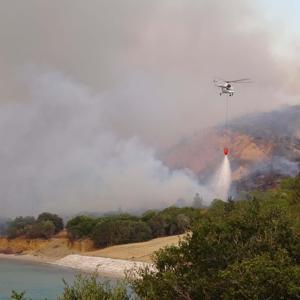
<box><xmin>210</xmin><ymin>155</ymin><xmax>232</xmax><ymax>201</ymax></box>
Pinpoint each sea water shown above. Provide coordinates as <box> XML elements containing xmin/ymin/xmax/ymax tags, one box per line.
<box><xmin>0</xmin><ymin>258</ymin><xmax>76</xmax><ymax>300</ymax></box>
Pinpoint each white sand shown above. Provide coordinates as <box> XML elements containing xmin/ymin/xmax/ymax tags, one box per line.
<box><xmin>53</xmin><ymin>254</ymin><xmax>152</xmax><ymax>278</ymax></box>
<box><xmin>0</xmin><ymin>253</ymin><xmax>152</xmax><ymax>279</ymax></box>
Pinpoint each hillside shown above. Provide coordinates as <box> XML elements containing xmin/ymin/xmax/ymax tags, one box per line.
<box><xmin>163</xmin><ymin>105</ymin><xmax>300</xmax><ymax>193</ymax></box>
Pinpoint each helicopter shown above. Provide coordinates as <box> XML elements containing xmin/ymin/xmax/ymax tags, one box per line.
<box><xmin>213</xmin><ymin>77</ymin><xmax>251</xmax><ymax>156</ymax></box>
<box><xmin>213</xmin><ymin>78</ymin><xmax>251</xmax><ymax>96</ymax></box>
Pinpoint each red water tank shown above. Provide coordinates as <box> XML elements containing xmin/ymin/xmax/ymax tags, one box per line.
<box><xmin>224</xmin><ymin>147</ymin><xmax>229</xmax><ymax>155</ymax></box>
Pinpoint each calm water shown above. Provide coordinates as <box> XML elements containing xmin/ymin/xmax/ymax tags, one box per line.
<box><xmin>0</xmin><ymin>258</ymin><xmax>77</xmax><ymax>299</ymax></box>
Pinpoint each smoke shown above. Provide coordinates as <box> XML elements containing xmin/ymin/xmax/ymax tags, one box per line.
<box><xmin>0</xmin><ymin>1</ymin><xmax>297</xmax><ymax>149</ymax></box>
<box><xmin>251</xmin><ymin>156</ymin><xmax>300</xmax><ymax>177</ymax></box>
<box><xmin>0</xmin><ymin>1</ymin><xmax>297</xmax><ymax>215</ymax></box>
<box><xmin>0</xmin><ymin>70</ymin><xmax>214</xmax><ymax>216</ymax></box>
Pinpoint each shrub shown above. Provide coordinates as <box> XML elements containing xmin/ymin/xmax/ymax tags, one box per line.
<box><xmin>11</xmin><ymin>273</ymin><xmax>129</xmax><ymax>300</ymax></box>
<box><xmin>6</xmin><ymin>217</ymin><xmax>35</xmax><ymax>239</ymax></box>
<box><xmin>66</xmin><ymin>216</ymin><xmax>97</xmax><ymax>240</ymax></box>
<box><xmin>37</xmin><ymin>212</ymin><xmax>64</xmax><ymax>234</ymax></box>
<box><xmin>130</xmin><ymin>195</ymin><xmax>300</xmax><ymax>299</ymax></box>
<box><xmin>25</xmin><ymin>220</ymin><xmax>55</xmax><ymax>239</ymax></box>
<box><xmin>58</xmin><ymin>273</ymin><xmax>129</xmax><ymax>300</ymax></box>
<box><xmin>91</xmin><ymin>220</ymin><xmax>152</xmax><ymax>248</ymax></box>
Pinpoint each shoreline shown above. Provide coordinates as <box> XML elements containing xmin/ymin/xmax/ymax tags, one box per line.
<box><xmin>0</xmin><ymin>253</ymin><xmax>54</xmax><ymax>264</ymax></box>
<box><xmin>0</xmin><ymin>234</ymin><xmax>179</xmax><ymax>278</ymax></box>
<box><xmin>0</xmin><ymin>253</ymin><xmax>151</xmax><ymax>279</ymax></box>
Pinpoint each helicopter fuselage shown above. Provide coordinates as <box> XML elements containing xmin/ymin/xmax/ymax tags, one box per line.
<box><xmin>221</xmin><ymin>86</ymin><xmax>234</xmax><ymax>96</ymax></box>
<box><xmin>215</xmin><ymin>83</ymin><xmax>234</xmax><ymax>96</ymax></box>
<box><xmin>214</xmin><ymin>77</ymin><xmax>250</xmax><ymax>97</ymax></box>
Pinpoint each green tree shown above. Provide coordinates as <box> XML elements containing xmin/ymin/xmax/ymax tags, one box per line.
<box><xmin>218</xmin><ymin>251</ymin><xmax>300</xmax><ymax>299</ymax></box>
<box><xmin>66</xmin><ymin>216</ymin><xmax>96</xmax><ymax>240</ymax></box>
<box><xmin>25</xmin><ymin>220</ymin><xmax>55</xmax><ymax>239</ymax></box>
<box><xmin>141</xmin><ymin>210</ymin><xmax>158</xmax><ymax>222</ymax></box>
<box><xmin>37</xmin><ymin>212</ymin><xmax>64</xmax><ymax>234</ymax></box>
<box><xmin>58</xmin><ymin>273</ymin><xmax>129</xmax><ymax>300</ymax></box>
<box><xmin>193</xmin><ymin>193</ymin><xmax>204</xmax><ymax>208</ymax></box>
<box><xmin>6</xmin><ymin>216</ymin><xmax>35</xmax><ymax>239</ymax></box>
<box><xmin>91</xmin><ymin>220</ymin><xmax>152</xmax><ymax>248</ymax></box>
<box><xmin>130</xmin><ymin>195</ymin><xmax>300</xmax><ymax>299</ymax></box>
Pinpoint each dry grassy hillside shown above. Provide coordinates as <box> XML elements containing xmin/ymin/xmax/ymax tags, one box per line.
<box><xmin>163</xmin><ymin>129</ymin><xmax>273</xmax><ymax>181</ymax></box>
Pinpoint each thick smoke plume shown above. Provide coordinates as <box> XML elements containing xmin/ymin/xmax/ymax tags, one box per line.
<box><xmin>0</xmin><ymin>71</ymin><xmax>213</xmax><ymax>216</ymax></box>
<box><xmin>0</xmin><ymin>1</ymin><xmax>298</xmax><ymax>215</ymax></box>
<box><xmin>0</xmin><ymin>0</ymin><xmax>298</xmax><ymax>149</ymax></box>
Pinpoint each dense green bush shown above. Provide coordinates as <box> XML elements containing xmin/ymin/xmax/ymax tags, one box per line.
<box><xmin>7</xmin><ymin>217</ymin><xmax>35</xmax><ymax>239</ymax></box>
<box><xmin>279</xmin><ymin>174</ymin><xmax>300</xmax><ymax>205</ymax></box>
<box><xmin>66</xmin><ymin>215</ymin><xmax>97</xmax><ymax>240</ymax></box>
<box><xmin>37</xmin><ymin>212</ymin><xmax>64</xmax><ymax>234</ymax></box>
<box><xmin>146</xmin><ymin>206</ymin><xmax>200</xmax><ymax>237</ymax></box>
<box><xmin>9</xmin><ymin>175</ymin><xmax>300</xmax><ymax>299</ymax></box>
<box><xmin>58</xmin><ymin>274</ymin><xmax>129</xmax><ymax>300</ymax></box>
<box><xmin>0</xmin><ymin>218</ymin><xmax>9</xmax><ymax>236</ymax></box>
<box><xmin>6</xmin><ymin>213</ymin><xmax>62</xmax><ymax>239</ymax></box>
<box><xmin>217</xmin><ymin>251</ymin><xmax>300</xmax><ymax>299</ymax></box>
<box><xmin>65</xmin><ymin>207</ymin><xmax>202</xmax><ymax>248</ymax></box>
<box><xmin>25</xmin><ymin>220</ymin><xmax>56</xmax><ymax>239</ymax></box>
<box><xmin>92</xmin><ymin>220</ymin><xmax>152</xmax><ymax>248</ymax></box>
<box><xmin>130</xmin><ymin>184</ymin><xmax>300</xmax><ymax>299</ymax></box>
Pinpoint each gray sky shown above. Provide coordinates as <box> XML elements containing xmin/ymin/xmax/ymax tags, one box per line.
<box><xmin>0</xmin><ymin>0</ymin><xmax>298</xmax><ymax>216</ymax></box>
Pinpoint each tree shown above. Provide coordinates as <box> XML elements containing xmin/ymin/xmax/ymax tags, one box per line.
<box><xmin>66</xmin><ymin>215</ymin><xmax>96</xmax><ymax>240</ymax></box>
<box><xmin>127</xmin><ymin>221</ymin><xmax>152</xmax><ymax>243</ymax></box>
<box><xmin>148</xmin><ymin>215</ymin><xmax>167</xmax><ymax>237</ymax></box>
<box><xmin>25</xmin><ymin>220</ymin><xmax>55</xmax><ymax>239</ymax></box>
<box><xmin>218</xmin><ymin>252</ymin><xmax>300</xmax><ymax>299</ymax></box>
<box><xmin>37</xmin><ymin>212</ymin><xmax>64</xmax><ymax>234</ymax></box>
<box><xmin>130</xmin><ymin>195</ymin><xmax>300</xmax><ymax>299</ymax></box>
<box><xmin>0</xmin><ymin>218</ymin><xmax>9</xmax><ymax>236</ymax></box>
<box><xmin>58</xmin><ymin>273</ymin><xmax>129</xmax><ymax>300</ymax></box>
<box><xmin>91</xmin><ymin>220</ymin><xmax>152</xmax><ymax>248</ymax></box>
<box><xmin>193</xmin><ymin>193</ymin><xmax>203</xmax><ymax>208</ymax></box>
<box><xmin>280</xmin><ymin>174</ymin><xmax>300</xmax><ymax>204</ymax></box>
<box><xmin>141</xmin><ymin>210</ymin><xmax>157</xmax><ymax>222</ymax></box>
<box><xmin>6</xmin><ymin>215</ymin><xmax>59</xmax><ymax>239</ymax></box>
<box><xmin>175</xmin><ymin>214</ymin><xmax>190</xmax><ymax>233</ymax></box>
<box><xmin>6</xmin><ymin>216</ymin><xmax>35</xmax><ymax>239</ymax></box>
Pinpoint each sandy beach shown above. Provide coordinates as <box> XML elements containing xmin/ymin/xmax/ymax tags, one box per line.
<box><xmin>54</xmin><ymin>255</ymin><xmax>152</xmax><ymax>278</ymax></box>
<box><xmin>0</xmin><ymin>253</ymin><xmax>151</xmax><ymax>278</ymax></box>
<box><xmin>0</xmin><ymin>235</ymin><xmax>182</xmax><ymax>278</ymax></box>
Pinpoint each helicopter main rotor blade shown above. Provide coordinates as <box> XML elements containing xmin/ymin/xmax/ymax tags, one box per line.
<box><xmin>213</xmin><ymin>77</ymin><xmax>226</xmax><ymax>82</ymax></box>
<box><xmin>226</xmin><ymin>78</ymin><xmax>251</xmax><ymax>83</ymax></box>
